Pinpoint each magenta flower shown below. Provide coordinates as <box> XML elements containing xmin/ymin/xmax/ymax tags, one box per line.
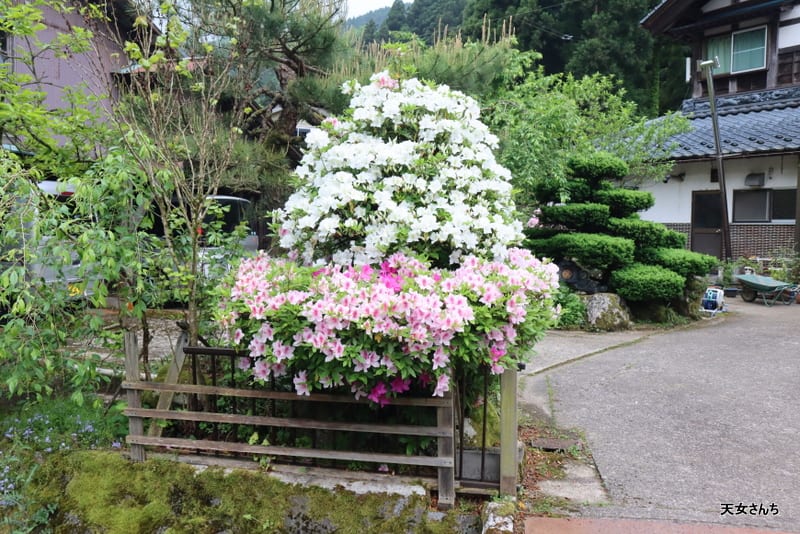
<box><xmin>390</xmin><ymin>377</ymin><xmax>411</xmax><ymax>394</ymax></box>
<box><xmin>418</xmin><ymin>372</ymin><xmax>432</xmax><ymax>387</ymax></box>
<box><xmin>368</xmin><ymin>382</ymin><xmax>390</xmax><ymax>406</ymax></box>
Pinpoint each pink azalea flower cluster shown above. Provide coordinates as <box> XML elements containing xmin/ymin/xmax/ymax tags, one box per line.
<box><xmin>218</xmin><ymin>249</ymin><xmax>559</xmax><ymax>405</ymax></box>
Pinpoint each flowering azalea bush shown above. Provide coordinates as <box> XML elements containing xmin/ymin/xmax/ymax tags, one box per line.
<box><xmin>218</xmin><ymin>72</ymin><xmax>560</xmax><ymax>406</ymax></box>
<box><xmin>217</xmin><ymin>248</ymin><xmax>559</xmax><ymax>404</ymax></box>
<box><xmin>275</xmin><ymin>71</ymin><xmax>524</xmax><ymax>267</ymax></box>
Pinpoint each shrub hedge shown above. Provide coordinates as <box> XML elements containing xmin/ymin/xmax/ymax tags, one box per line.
<box><xmin>594</xmin><ymin>189</ymin><xmax>654</xmax><ymax>218</ymax></box>
<box><xmin>610</xmin><ymin>263</ymin><xmax>685</xmax><ymax>302</ymax></box>
<box><xmin>638</xmin><ymin>247</ymin><xmax>718</xmax><ymax>279</ymax></box>
<box><xmin>606</xmin><ymin>218</ymin><xmax>686</xmax><ymax>249</ymax></box>
<box><xmin>539</xmin><ymin>203</ymin><xmax>610</xmax><ymax>232</ymax></box>
<box><xmin>568</xmin><ymin>152</ymin><xmax>629</xmax><ymax>183</ymax></box>
<box><xmin>527</xmin><ymin>232</ymin><xmax>635</xmax><ymax>271</ymax></box>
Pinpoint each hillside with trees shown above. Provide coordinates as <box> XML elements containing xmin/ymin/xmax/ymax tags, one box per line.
<box><xmin>351</xmin><ymin>0</ymin><xmax>687</xmax><ymax>115</ymax></box>
<box><xmin>346</xmin><ymin>6</ymin><xmax>391</xmax><ymax>29</ymax></box>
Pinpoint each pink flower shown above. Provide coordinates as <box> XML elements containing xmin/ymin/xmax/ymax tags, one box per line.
<box><xmin>293</xmin><ymin>371</ymin><xmax>310</xmax><ymax>396</ymax></box>
<box><xmin>526</xmin><ymin>216</ymin><xmax>540</xmax><ymax>228</ymax></box>
<box><xmin>272</xmin><ymin>340</ymin><xmax>295</xmax><ymax>362</ymax></box>
<box><xmin>374</xmin><ymin>73</ymin><xmax>399</xmax><ymax>89</ymax></box>
<box><xmin>249</xmin><ymin>337</ymin><xmax>266</xmax><ymax>358</ymax></box>
<box><xmin>253</xmin><ymin>360</ymin><xmax>270</xmax><ymax>380</ymax></box>
<box><xmin>351</xmin><ymin>383</ymin><xmax>367</xmax><ymax>400</ymax></box>
<box><xmin>380</xmin><ymin>355</ymin><xmax>397</xmax><ymax>373</ymax></box>
<box><xmin>489</xmin><ymin>345</ymin><xmax>506</xmax><ymax>359</ymax></box>
<box><xmin>237</xmin><ymin>357</ymin><xmax>251</xmax><ymax>370</ymax></box>
<box><xmin>433</xmin><ymin>374</ymin><xmax>450</xmax><ymax>397</ymax></box>
<box><xmin>418</xmin><ymin>372</ymin><xmax>432</xmax><ymax>387</ymax></box>
<box><xmin>233</xmin><ymin>328</ymin><xmax>245</xmax><ymax>345</ymax></box>
<box><xmin>432</xmin><ymin>347</ymin><xmax>449</xmax><ymax>370</ymax></box>
<box><xmin>360</xmin><ymin>264</ymin><xmax>374</xmax><ymax>280</ymax></box>
<box><xmin>480</xmin><ymin>285</ymin><xmax>503</xmax><ymax>306</ymax></box>
<box><xmin>355</xmin><ymin>350</ymin><xmax>379</xmax><ymax>372</ymax></box>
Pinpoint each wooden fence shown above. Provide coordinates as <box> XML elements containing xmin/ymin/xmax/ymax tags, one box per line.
<box><xmin>122</xmin><ymin>331</ymin><xmax>457</xmax><ymax>508</ymax></box>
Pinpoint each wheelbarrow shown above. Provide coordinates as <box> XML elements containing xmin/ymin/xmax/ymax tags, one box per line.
<box><xmin>736</xmin><ymin>274</ymin><xmax>799</xmax><ymax>306</ymax></box>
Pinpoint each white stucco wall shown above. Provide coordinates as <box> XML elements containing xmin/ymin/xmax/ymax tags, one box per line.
<box><xmin>639</xmin><ymin>155</ymin><xmax>800</xmax><ymax>224</ymax></box>
<box><xmin>778</xmin><ymin>11</ymin><xmax>800</xmax><ymax>49</ymax></box>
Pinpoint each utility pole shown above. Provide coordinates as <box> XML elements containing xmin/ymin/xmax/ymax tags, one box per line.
<box><xmin>699</xmin><ymin>58</ymin><xmax>733</xmax><ymax>261</ymax></box>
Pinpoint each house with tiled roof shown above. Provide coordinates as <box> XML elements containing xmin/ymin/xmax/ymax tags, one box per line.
<box><xmin>640</xmin><ymin>0</ymin><xmax>800</xmax><ymax>260</ymax></box>
<box><xmin>0</xmin><ymin>0</ymin><xmax>139</xmax><ymax>153</ymax></box>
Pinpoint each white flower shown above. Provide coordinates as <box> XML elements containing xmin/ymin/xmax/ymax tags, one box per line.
<box><xmin>276</xmin><ymin>72</ymin><xmax>524</xmax><ymax>265</ymax></box>
<box><xmin>304</xmin><ymin>128</ymin><xmax>329</xmax><ymax>149</ymax></box>
<box><xmin>318</xmin><ymin>216</ymin><xmax>340</xmax><ymax>238</ymax></box>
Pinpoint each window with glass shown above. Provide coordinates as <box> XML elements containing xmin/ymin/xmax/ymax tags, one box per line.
<box><xmin>705</xmin><ymin>26</ymin><xmax>767</xmax><ymax>75</ymax></box>
<box><xmin>733</xmin><ymin>189</ymin><xmax>797</xmax><ymax>222</ymax></box>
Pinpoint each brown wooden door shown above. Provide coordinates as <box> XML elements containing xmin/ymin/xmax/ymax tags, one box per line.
<box><xmin>692</xmin><ymin>191</ymin><xmax>722</xmax><ymax>259</ymax></box>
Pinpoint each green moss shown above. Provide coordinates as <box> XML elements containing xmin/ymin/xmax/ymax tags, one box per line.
<box><xmin>25</xmin><ymin>451</ymin><xmax>477</xmax><ymax>532</ymax></box>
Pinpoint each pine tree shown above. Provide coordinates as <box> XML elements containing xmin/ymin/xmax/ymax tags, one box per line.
<box><xmin>362</xmin><ymin>18</ymin><xmax>378</xmax><ymax>45</ymax></box>
<box><xmin>384</xmin><ymin>0</ymin><xmax>408</xmax><ymax>31</ymax></box>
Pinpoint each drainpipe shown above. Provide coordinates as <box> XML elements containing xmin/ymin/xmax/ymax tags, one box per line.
<box><xmin>699</xmin><ymin>58</ymin><xmax>733</xmax><ymax>261</ymax></box>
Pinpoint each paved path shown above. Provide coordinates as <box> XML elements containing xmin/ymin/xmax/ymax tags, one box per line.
<box><xmin>520</xmin><ymin>298</ymin><xmax>800</xmax><ymax>532</ymax></box>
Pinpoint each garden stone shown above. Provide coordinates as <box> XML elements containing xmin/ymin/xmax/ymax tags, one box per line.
<box><xmin>580</xmin><ymin>293</ymin><xmax>632</xmax><ymax>331</ymax></box>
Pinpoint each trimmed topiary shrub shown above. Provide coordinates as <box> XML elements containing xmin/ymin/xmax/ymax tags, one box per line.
<box><xmin>539</xmin><ymin>203</ymin><xmax>610</xmax><ymax>232</ymax></box>
<box><xmin>660</xmin><ymin>229</ymin><xmax>687</xmax><ymax>249</ymax></box>
<box><xmin>610</xmin><ymin>263</ymin><xmax>685</xmax><ymax>302</ymax></box>
<box><xmin>532</xmin><ymin>233</ymin><xmax>634</xmax><ymax>271</ymax></box>
<box><xmin>606</xmin><ymin>218</ymin><xmax>683</xmax><ymax>249</ymax></box>
<box><xmin>594</xmin><ymin>189</ymin><xmax>654</xmax><ymax>218</ymax></box>
<box><xmin>568</xmin><ymin>152</ymin><xmax>629</xmax><ymax>183</ymax></box>
<box><xmin>638</xmin><ymin>247</ymin><xmax>718</xmax><ymax>279</ymax></box>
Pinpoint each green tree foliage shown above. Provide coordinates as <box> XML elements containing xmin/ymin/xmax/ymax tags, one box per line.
<box><xmin>407</xmin><ymin>0</ymin><xmax>466</xmax><ymax>44</ymax></box>
<box><xmin>382</xmin><ymin>0</ymin><xmax>408</xmax><ymax>32</ymax></box>
<box><xmin>361</xmin><ymin>18</ymin><xmax>378</xmax><ymax>46</ymax></box>
<box><xmin>485</xmin><ymin>65</ymin><xmax>687</xmax><ymax>209</ymax></box>
<box><xmin>107</xmin><ymin>0</ymin><xmax>348</xmax><ymax>344</ymax></box>
<box><xmin>461</xmin><ymin>0</ymin><xmax>557</xmax><ymax>54</ymax></box>
<box><xmin>306</xmin><ymin>32</ymin><xmax>522</xmax><ymax>117</ymax></box>
<box><xmin>461</xmin><ymin>0</ymin><xmax>687</xmax><ymax>114</ymax></box>
<box><xmin>562</xmin><ymin>0</ymin><xmax>659</xmax><ymax>116</ymax></box>
<box><xmin>0</xmin><ymin>0</ymin><xmax>142</xmax><ymax>400</ymax></box>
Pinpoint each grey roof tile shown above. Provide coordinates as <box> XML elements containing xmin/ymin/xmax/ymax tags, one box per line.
<box><xmin>667</xmin><ymin>89</ymin><xmax>800</xmax><ymax>160</ymax></box>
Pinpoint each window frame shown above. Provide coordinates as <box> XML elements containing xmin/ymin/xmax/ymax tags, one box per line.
<box><xmin>704</xmin><ymin>25</ymin><xmax>768</xmax><ymax>76</ymax></box>
<box><xmin>732</xmin><ymin>188</ymin><xmax>797</xmax><ymax>223</ymax></box>
<box><xmin>730</xmin><ymin>26</ymin><xmax>767</xmax><ymax>74</ymax></box>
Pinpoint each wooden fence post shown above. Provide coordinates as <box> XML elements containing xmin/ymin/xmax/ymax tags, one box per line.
<box><xmin>147</xmin><ymin>330</ymin><xmax>188</xmax><ymax>437</ymax></box>
<box><xmin>499</xmin><ymin>367</ymin><xmax>518</xmax><ymax>496</ymax></box>
<box><xmin>124</xmin><ymin>330</ymin><xmax>146</xmax><ymax>462</ymax></box>
<box><xmin>437</xmin><ymin>391</ymin><xmax>455</xmax><ymax>509</ymax></box>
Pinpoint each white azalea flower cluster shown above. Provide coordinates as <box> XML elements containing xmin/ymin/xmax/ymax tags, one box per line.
<box><xmin>276</xmin><ymin>71</ymin><xmax>524</xmax><ymax>266</ymax></box>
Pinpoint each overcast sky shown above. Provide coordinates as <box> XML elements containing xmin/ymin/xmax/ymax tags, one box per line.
<box><xmin>347</xmin><ymin>0</ymin><xmax>396</xmax><ymax>19</ymax></box>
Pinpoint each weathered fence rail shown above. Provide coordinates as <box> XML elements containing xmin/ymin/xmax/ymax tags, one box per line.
<box><xmin>122</xmin><ymin>331</ymin><xmax>457</xmax><ymax>507</ymax></box>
